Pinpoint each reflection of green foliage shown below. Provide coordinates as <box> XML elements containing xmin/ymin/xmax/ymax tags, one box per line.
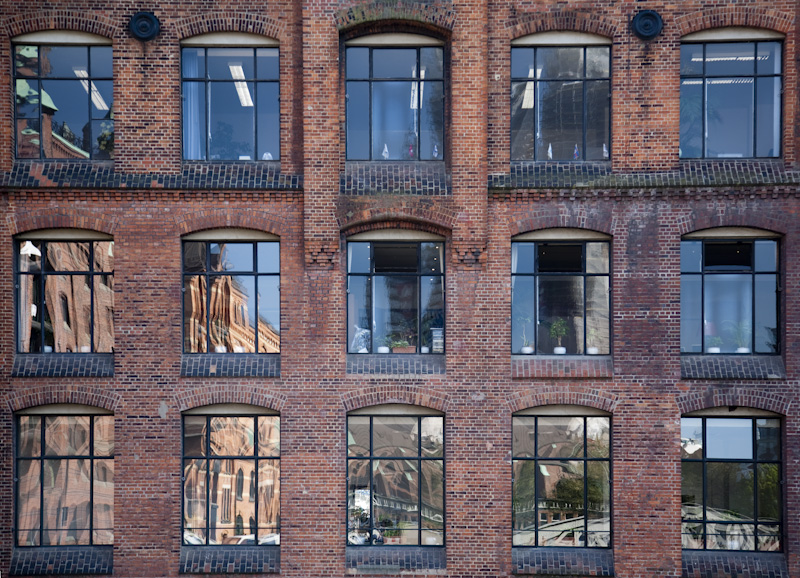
<box><xmin>758</xmin><ymin>464</ymin><xmax>780</xmax><ymax>521</ymax></box>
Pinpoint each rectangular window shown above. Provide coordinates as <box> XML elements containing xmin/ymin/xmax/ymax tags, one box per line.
<box><xmin>511</xmin><ymin>46</ymin><xmax>610</xmax><ymax>161</ymax></box>
<box><xmin>17</xmin><ymin>240</ymin><xmax>115</xmax><ymax>353</ymax></box>
<box><xmin>182</xmin><ymin>241</ymin><xmax>280</xmax><ymax>353</ymax></box>
<box><xmin>183</xmin><ymin>415</ymin><xmax>280</xmax><ymax>546</ymax></box>
<box><xmin>14</xmin><ymin>44</ymin><xmax>114</xmax><ymax>159</ymax></box>
<box><xmin>680</xmin><ymin>42</ymin><xmax>781</xmax><ymax>158</ymax></box>
<box><xmin>182</xmin><ymin>47</ymin><xmax>280</xmax><ymax>161</ymax></box>
<box><xmin>512</xmin><ymin>415</ymin><xmax>611</xmax><ymax>548</ymax></box>
<box><xmin>680</xmin><ymin>239</ymin><xmax>778</xmax><ymax>354</ymax></box>
<box><xmin>511</xmin><ymin>241</ymin><xmax>610</xmax><ymax>355</ymax></box>
<box><xmin>16</xmin><ymin>414</ymin><xmax>114</xmax><ymax>546</ymax></box>
<box><xmin>346</xmin><ymin>46</ymin><xmax>445</xmax><ymax>161</ymax></box>
<box><xmin>681</xmin><ymin>417</ymin><xmax>781</xmax><ymax>551</ymax></box>
<box><xmin>347</xmin><ymin>414</ymin><xmax>444</xmax><ymax>546</ymax></box>
<box><xmin>347</xmin><ymin>241</ymin><xmax>445</xmax><ymax>354</ymax></box>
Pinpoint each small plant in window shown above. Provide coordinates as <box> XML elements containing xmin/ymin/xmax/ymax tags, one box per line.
<box><xmin>549</xmin><ymin>317</ymin><xmax>569</xmax><ymax>354</ymax></box>
<box><xmin>723</xmin><ymin>320</ymin><xmax>752</xmax><ymax>354</ymax></box>
<box><xmin>516</xmin><ymin>312</ymin><xmax>534</xmax><ymax>354</ymax></box>
<box><xmin>706</xmin><ymin>335</ymin><xmax>723</xmax><ymax>354</ymax></box>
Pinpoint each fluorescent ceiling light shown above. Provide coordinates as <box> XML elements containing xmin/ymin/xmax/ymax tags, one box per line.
<box><xmin>229</xmin><ymin>64</ymin><xmax>254</xmax><ymax>107</ymax></box>
<box><xmin>73</xmin><ymin>69</ymin><xmax>109</xmax><ymax>111</ymax></box>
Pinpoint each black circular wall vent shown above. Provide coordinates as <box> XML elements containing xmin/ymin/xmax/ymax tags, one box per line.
<box><xmin>129</xmin><ymin>12</ymin><xmax>161</xmax><ymax>41</ymax></box>
<box><xmin>631</xmin><ymin>10</ymin><xmax>663</xmax><ymax>41</ymax></box>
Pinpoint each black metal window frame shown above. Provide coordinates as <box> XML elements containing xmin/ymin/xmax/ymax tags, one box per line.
<box><xmin>680</xmin><ymin>238</ymin><xmax>779</xmax><ymax>355</ymax></box>
<box><xmin>15</xmin><ymin>414</ymin><xmax>114</xmax><ymax>547</ymax></box>
<box><xmin>511</xmin><ymin>240</ymin><xmax>611</xmax><ymax>355</ymax></box>
<box><xmin>511</xmin><ymin>415</ymin><xmax>612</xmax><ymax>549</ymax></box>
<box><xmin>180</xmin><ymin>46</ymin><xmax>280</xmax><ymax>162</ymax></box>
<box><xmin>181</xmin><ymin>240</ymin><xmax>280</xmax><ymax>354</ymax></box>
<box><xmin>345</xmin><ymin>44</ymin><xmax>446</xmax><ymax>161</ymax></box>
<box><xmin>181</xmin><ymin>414</ymin><xmax>280</xmax><ymax>546</ymax></box>
<box><xmin>510</xmin><ymin>45</ymin><xmax>611</xmax><ymax>162</ymax></box>
<box><xmin>346</xmin><ymin>241</ymin><xmax>446</xmax><ymax>354</ymax></box>
<box><xmin>346</xmin><ymin>414</ymin><xmax>445</xmax><ymax>547</ymax></box>
<box><xmin>16</xmin><ymin>239</ymin><xmax>114</xmax><ymax>354</ymax></box>
<box><xmin>13</xmin><ymin>43</ymin><xmax>113</xmax><ymax>160</ymax></box>
<box><xmin>681</xmin><ymin>416</ymin><xmax>782</xmax><ymax>551</ymax></box>
<box><xmin>679</xmin><ymin>41</ymin><xmax>782</xmax><ymax>159</ymax></box>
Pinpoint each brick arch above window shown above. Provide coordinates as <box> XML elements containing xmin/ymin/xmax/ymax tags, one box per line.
<box><xmin>506</xmin><ymin>387</ymin><xmax>618</xmax><ymax>415</ymax></box>
<box><xmin>510</xmin><ymin>207</ymin><xmax>615</xmax><ymax>238</ymax></box>
<box><xmin>175</xmin><ymin>386</ymin><xmax>287</xmax><ymax>414</ymax></box>
<box><xmin>676</xmin><ymin>387</ymin><xmax>789</xmax><ymax>416</ymax></box>
<box><xmin>174</xmin><ymin>12</ymin><xmax>285</xmax><ymax>44</ymax></box>
<box><xmin>341</xmin><ymin>385</ymin><xmax>449</xmax><ymax>413</ymax></box>
<box><xmin>7</xmin><ymin>386</ymin><xmax>122</xmax><ymax>413</ymax></box>
<box><xmin>674</xmin><ymin>9</ymin><xmax>793</xmax><ymax>38</ymax></box>
<box><xmin>507</xmin><ymin>11</ymin><xmax>619</xmax><ymax>42</ymax></box>
<box><xmin>176</xmin><ymin>209</ymin><xmax>287</xmax><ymax>238</ymax></box>
<box><xmin>5</xmin><ymin>13</ymin><xmax>116</xmax><ymax>40</ymax></box>
<box><xmin>11</xmin><ymin>212</ymin><xmax>116</xmax><ymax>237</ymax></box>
<box><xmin>335</xmin><ymin>2</ymin><xmax>456</xmax><ymax>34</ymax></box>
<box><xmin>676</xmin><ymin>208</ymin><xmax>789</xmax><ymax>238</ymax></box>
<box><xmin>342</xmin><ymin>218</ymin><xmax>451</xmax><ymax>241</ymax></box>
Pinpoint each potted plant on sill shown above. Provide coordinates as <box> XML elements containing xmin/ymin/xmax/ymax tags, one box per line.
<box><xmin>724</xmin><ymin>320</ymin><xmax>752</xmax><ymax>354</ymax></box>
<box><xmin>515</xmin><ymin>311</ymin><xmax>534</xmax><ymax>354</ymax></box>
<box><xmin>550</xmin><ymin>317</ymin><xmax>569</xmax><ymax>355</ymax></box>
<box><xmin>706</xmin><ymin>335</ymin><xmax>723</xmax><ymax>354</ymax></box>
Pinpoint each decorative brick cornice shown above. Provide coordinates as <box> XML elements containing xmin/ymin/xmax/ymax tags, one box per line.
<box><xmin>453</xmin><ymin>243</ymin><xmax>485</xmax><ymax>265</ymax></box>
<box><xmin>507</xmin><ymin>10</ymin><xmax>618</xmax><ymax>41</ymax></box>
<box><xmin>335</xmin><ymin>1</ymin><xmax>456</xmax><ymax>33</ymax></box>
<box><xmin>8</xmin><ymin>209</ymin><xmax>117</xmax><ymax>236</ymax></box>
<box><xmin>6</xmin><ymin>385</ymin><xmax>122</xmax><ymax>413</ymax></box>
<box><xmin>173</xmin><ymin>12</ymin><xmax>285</xmax><ymax>42</ymax></box>
<box><xmin>509</xmin><ymin>205</ymin><xmax>614</xmax><ymax>237</ymax></box>
<box><xmin>506</xmin><ymin>387</ymin><xmax>618</xmax><ymax>414</ymax></box>
<box><xmin>674</xmin><ymin>7</ymin><xmax>793</xmax><ymax>37</ymax></box>
<box><xmin>305</xmin><ymin>242</ymin><xmax>340</xmax><ymax>268</ymax></box>
<box><xmin>174</xmin><ymin>385</ymin><xmax>287</xmax><ymax>413</ymax></box>
<box><xmin>676</xmin><ymin>386</ymin><xmax>789</xmax><ymax>416</ymax></box>
<box><xmin>175</xmin><ymin>209</ymin><xmax>288</xmax><ymax>237</ymax></box>
<box><xmin>4</xmin><ymin>10</ymin><xmax>117</xmax><ymax>39</ymax></box>
<box><xmin>341</xmin><ymin>385</ymin><xmax>449</xmax><ymax>413</ymax></box>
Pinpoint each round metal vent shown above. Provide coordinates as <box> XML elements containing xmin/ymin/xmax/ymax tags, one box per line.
<box><xmin>631</xmin><ymin>10</ymin><xmax>663</xmax><ymax>41</ymax></box>
<box><xmin>129</xmin><ymin>12</ymin><xmax>161</xmax><ymax>41</ymax></box>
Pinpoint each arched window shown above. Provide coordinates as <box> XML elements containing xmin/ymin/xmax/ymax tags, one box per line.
<box><xmin>236</xmin><ymin>468</ymin><xmax>244</xmax><ymax>501</ymax></box>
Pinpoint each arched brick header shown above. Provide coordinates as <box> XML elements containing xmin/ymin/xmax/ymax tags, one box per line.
<box><xmin>676</xmin><ymin>204</ymin><xmax>788</xmax><ymax>237</ymax></box>
<box><xmin>4</xmin><ymin>11</ymin><xmax>117</xmax><ymax>40</ymax></box>
<box><xmin>674</xmin><ymin>8</ymin><xmax>792</xmax><ymax>37</ymax></box>
<box><xmin>175</xmin><ymin>210</ymin><xmax>287</xmax><ymax>238</ymax></box>
<box><xmin>338</xmin><ymin>205</ymin><xmax>457</xmax><ymax>235</ymax></box>
<box><xmin>342</xmin><ymin>218</ymin><xmax>451</xmax><ymax>239</ymax></box>
<box><xmin>9</xmin><ymin>210</ymin><xmax>116</xmax><ymax>237</ymax></box>
<box><xmin>335</xmin><ymin>2</ymin><xmax>456</xmax><ymax>34</ymax></box>
<box><xmin>7</xmin><ymin>386</ymin><xmax>122</xmax><ymax>413</ymax></box>
<box><xmin>174</xmin><ymin>13</ymin><xmax>285</xmax><ymax>43</ymax></box>
<box><xmin>676</xmin><ymin>387</ymin><xmax>789</xmax><ymax>416</ymax></box>
<box><xmin>509</xmin><ymin>205</ymin><xmax>615</xmax><ymax>237</ymax></box>
<box><xmin>175</xmin><ymin>386</ymin><xmax>287</xmax><ymax>413</ymax></box>
<box><xmin>506</xmin><ymin>387</ymin><xmax>618</xmax><ymax>414</ymax></box>
<box><xmin>507</xmin><ymin>11</ymin><xmax>618</xmax><ymax>41</ymax></box>
<box><xmin>341</xmin><ymin>385</ymin><xmax>449</xmax><ymax>413</ymax></box>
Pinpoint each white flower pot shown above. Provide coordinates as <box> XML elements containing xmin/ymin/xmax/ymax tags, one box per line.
<box><xmin>520</xmin><ymin>346</ymin><xmax>534</xmax><ymax>355</ymax></box>
<box><xmin>736</xmin><ymin>347</ymin><xmax>751</xmax><ymax>354</ymax></box>
<box><xmin>377</xmin><ymin>346</ymin><xmax>390</xmax><ymax>354</ymax></box>
<box><xmin>554</xmin><ymin>347</ymin><xmax>567</xmax><ymax>355</ymax></box>
<box><xmin>587</xmin><ymin>347</ymin><xmax>599</xmax><ymax>355</ymax></box>
<box><xmin>707</xmin><ymin>347</ymin><xmax>721</xmax><ymax>354</ymax></box>
<box><xmin>420</xmin><ymin>346</ymin><xmax>430</xmax><ymax>354</ymax></box>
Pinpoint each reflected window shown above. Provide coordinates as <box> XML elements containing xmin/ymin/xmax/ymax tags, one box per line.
<box><xmin>346</xmin><ymin>44</ymin><xmax>445</xmax><ymax>160</ymax></box>
<box><xmin>182</xmin><ymin>240</ymin><xmax>280</xmax><ymax>353</ymax></box>
<box><xmin>347</xmin><ymin>414</ymin><xmax>444</xmax><ymax>546</ymax></box>
<box><xmin>680</xmin><ymin>41</ymin><xmax>781</xmax><ymax>158</ymax></box>
<box><xmin>182</xmin><ymin>47</ymin><xmax>279</xmax><ymax>161</ymax></box>
<box><xmin>511</xmin><ymin>46</ymin><xmax>610</xmax><ymax>161</ymax></box>
<box><xmin>512</xmin><ymin>414</ymin><xmax>611</xmax><ymax>548</ymax></box>
<box><xmin>347</xmin><ymin>241</ymin><xmax>445</xmax><ymax>354</ymax></box>
<box><xmin>680</xmin><ymin>238</ymin><xmax>778</xmax><ymax>354</ymax></box>
<box><xmin>512</xmin><ymin>241</ymin><xmax>610</xmax><ymax>355</ymax></box>
<box><xmin>14</xmin><ymin>44</ymin><xmax>113</xmax><ymax>159</ymax></box>
<box><xmin>182</xmin><ymin>414</ymin><xmax>280</xmax><ymax>546</ymax></box>
<box><xmin>16</xmin><ymin>413</ymin><xmax>114</xmax><ymax>546</ymax></box>
<box><xmin>17</xmin><ymin>239</ymin><xmax>115</xmax><ymax>353</ymax></box>
<box><xmin>681</xmin><ymin>416</ymin><xmax>781</xmax><ymax>551</ymax></box>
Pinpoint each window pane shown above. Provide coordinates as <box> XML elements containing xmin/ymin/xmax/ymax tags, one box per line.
<box><xmin>420</xmin><ymin>276</ymin><xmax>444</xmax><ymax>351</ymax></box>
<box><xmin>16</xmin><ymin>118</ymin><xmax>40</xmax><ymax>158</ymax></box>
<box><xmin>420</xmin><ymin>47</ymin><xmax>443</xmax><ymax>79</ymax></box>
<box><xmin>182</xmin><ymin>47</ymin><xmax>205</xmax><ymax>78</ymax></box>
<box><xmin>758</xmin><ymin>525</ymin><xmax>780</xmax><ymax>552</ymax></box>
<box><xmin>681</xmin><ymin>44</ymin><xmax>703</xmax><ymax>76</ymax></box>
<box><xmin>511</xmin><ymin>48</ymin><xmax>534</xmax><ymax>79</ymax></box>
<box><xmin>756</xmin><ymin>419</ymin><xmax>780</xmax><ymax>462</ymax></box>
<box><xmin>682</xmin><ymin>461</ymin><xmax>703</xmax><ymax>520</ymax></box>
<box><xmin>754</xmin><ymin>274</ymin><xmax>777</xmax><ymax>353</ymax></box>
<box><xmin>184</xmin><ymin>242</ymin><xmax>207</xmax><ymax>273</ymax></box>
<box><xmin>706</xmin><ymin>240</ymin><xmax>754</xmax><ymax>270</ymax></box>
<box><xmin>707</xmin><ymin>419</ymin><xmax>752</xmax><ymax>459</ymax></box>
<box><xmin>512</xmin><ymin>460</ymin><xmax>537</xmax><ymax>546</ymax></box>
<box><xmin>90</xmin><ymin>80</ymin><xmax>113</xmax><ymax>119</ymax></box>
<box><xmin>682</xmin><ymin>522</ymin><xmax>704</xmax><ymax>550</ymax></box>
<box><xmin>704</xmin><ymin>274</ymin><xmax>752</xmax><ymax>353</ymax></box>
<box><xmin>256</xmin><ymin>48</ymin><xmax>279</xmax><ymax>80</ymax></box>
<box><xmin>183</xmin><ymin>81</ymin><xmax>206</xmax><ymax>160</ymax></box>
<box><xmin>184</xmin><ymin>416</ymin><xmax>207</xmax><ymax>456</ymax></box>
<box><xmin>184</xmin><ymin>275</ymin><xmax>207</xmax><ymax>352</ymax></box>
<box><xmin>41</xmin><ymin>80</ymin><xmax>91</xmax><ymax>159</ymax></box>
<box><xmin>537</xmin><ymin>47</ymin><xmax>583</xmax><ymax>79</ymax></box>
<box><xmin>755</xmin><ymin>77</ymin><xmax>780</xmax><ymax>157</ymax></box>
<box><xmin>538</xmin><ymin>244</ymin><xmax>581</xmax><ymax>273</ymax></box>
<box><xmin>681</xmin><ymin>418</ymin><xmax>703</xmax><ymax>459</ymax></box>
<box><xmin>537</xmin><ymin>460</ymin><xmax>584</xmax><ymax>547</ymax></box>
<box><xmin>207</xmin><ymin>48</ymin><xmax>253</xmax><ymax>80</ymax></box>
<box><xmin>15</xmin><ymin>45</ymin><xmax>39</xmax><ymax>76</ymax></box>
<box><xmin>348</xmin><ymin>416</ymin><xmax>370</xmax><ymax>457</ymax></box>
<box><xmin>348</xmin><ymin>275</ymin><xmax>371</xmax><ymax>353</ymax></box>
<box><xmin>16</xmin><ymin>79</ymin><xmax>39</xmax><ymax>117</ymax></box>
<box><xmin>374</xmin><ymin>276</ymin><xmax>418</xmax><ymax>351</ymax></box>
<box><xmin>681</xmin><ymin>241</ymin><xmax>702</xmax><ymax>273</ymax></box>
<box><xmin>348</xmin><ymin>242</ymin><xmax>371</xmax><ymax>273</ymax></box>
<box><xmin>258</xmin><ymin>275</ymin><xmax>280</xmax><ymax>353</ymax></box>
<box><xmin>587</xmin><ymin>418</ymin><xmax>610</xmax><ymax>458</ymax></box>
<box><xmin>257</xmin><ymin>243</ymin><xmax>280</xmax><ymax>273</ymax></box>
<box><xmin>587</xmin><ymin>460</ymin><xmax>611</xmax><ymax>528</ymax></box>
<box><xmin>513</xmin><ymin>417</ymin><xmax>536</xmax><ymax>458</ymax></box>
<box><xmin>209</xmin><ymin>416</ymin><xmax>255</xmax><ymax>456</ymax></box>
<box><xmin>585</xmin><ymin>80</ymin><xmax>610</xmax><ymax>160</ymax></box>
<box><xmin>94</xmin><ymin>276</ymin><xmax>114</xmax><ymax>353</ymax></box>
<box><xmin>208</xmin><ymin>275</ymin><xmax>255</xmax><ymax>353</ymax></box>
<box><xmin>586</xmin><ymin>276</ymin><xmax>610</xmax><ymax>354</ymax></box>
<box><xmin>537</xmin><ymin>81</ymin><xmax>583</xmax><ymax>160</ymax></box>
<box><xmin>706</xmin><ymin>522</ymin><xmax>754</xmax><ymax>551</ymax></box>
<box><xmin>209</xmin><ymin>82</ymin><xmax>254</xmax><ymax>160</ymax></box>
<box><xmin>46</xmin><ymin>242</ymin><xmax>90</xmax><ymax>272</ymax></box>
<box><xmin>18</xmin><ymin>272</ymin><xmax>42</xmax><ymax>352</ymax></box>
<box><xmin>420</xmin><ymin>460</ymin><xmax>444</xmax><ymax>531</ymax></box>
<box><xmin>18</xmin><ymin>415</ymin><xmax>42</xmax><ymax>456</ymax></box>
<box><xmin>184</xmin><ymin>459</ymin><xmax>208</xmax><ymax>538</ymax></box>
<box><xmin>94</xmin><ymin>416</ymin><xmax>114</xmax><ymax>457</ymax></box>
<box><xmin>258</xmin><ymin>416</ymin><xmax>280</xmax><ymax>457</ymax></box>
<box><xmin>372</xmin><ymin>81</ymin><xmax>416</xmax><ymax>160</ymax></box>
<box><xmin>758</xmin><ymin>463</ymin><xmax>780</xmax><ymax>522</ymax></box>
<box><xmin>707</xmin><ymin>462</ymin><xmax>754</xmax><ymax>519</ymax></box>
<box><xmin>44</xmin><ymin>274</ymin><xmax>91</xmax><ymax>353</ymax></box>
<box><xmin>373</xmin><ymin>49</ymin><xmax>416</xmax><ymax>78</ymax></box>
<box><xmin>680</xmin><ymin>79</ymin><xmax>703</xmax><ymax>158</ymax></box>
<box><xmin>420</xmin><ymin>243</ymin><xmax>444</xmax><ymax>274</ymax></box>
<box><xmin>373</xmin><ymin>459</ymin><xmax>419</xmax><ymax>531</ymax></box>
<box><xmin>346</xmin><ymin>47</ymin><xmax>369</xmax><ymax>79</ymax></box>
<box><xmin>586</xmin><ymin>47</ymin><xmax>609</xmax><ymax>78</ymax></box>
<box><xmin>256</xmin><ymin>82</ymin><xmax>280</xmax><ymax>160</ymax></box>
<box><xmin>346</xmin><ymin>82</ymin><xmax>370</xmax><ymax>160</ymax></box>
<box><xmin>348</xmin><ymin>459</ymin><xmax>371</xmax><ymax>530</ymax></box>
<box><xmin>538</xmin><ymin>276</ymin><xmax>583</xmax><ymax>354</ymax></box>
<box><xmin>706</xmin><ymin>43</ymin><xmax>754</xmax><ymax>76</ymax></box>
<box><xmin>41</xmin><ymin>46</ymin><xmax>87</xmax><ymax>78</ymax></box>
<box><xmin>706</xmin><ymin>78</ymin><xmax>753</xmax><ymax>158</ymax></box>
<box><xmin>511</xmin><ymin>81</ymin><xmax>535</xmax><ymax>160</ymax></box>
<box><xmin>421</xmin><ymin>417</ymin><xmax>443</xmax><ymax>458</ymax></box>
<box><xmin>681</xmin><ymin>276</ymin><xmax>702</xmax><ymax>353</ymax></box>
<box><xmin>93</xmin><ymin>459</ymin><xmax>114</xmax><ymax>538</ymax></box>
<box><xmin>537</xmin><ymin>417</ymin><xmax>584</xmax><ymax>458</ymax></box>
<box><xmin>16</xmin><ymin>459</ymin><xmax>41</xmax><ymax>538</ymax></box>
<box><xmin>757</xmin><ymin>42</ymin><xmax>781</xmax><ymax>75</ymax></box>
<box><xmin>42</xmin><ymin>459</ymin><xmax>90</xmax><ymax>530</ymax></box>
<box><xmin>754</xmin><ymin>240</ymin><xmax>777</xmax><ymax>272</ymax></box>
<box><xmin>373</xmin><ymin>417</ymin><xmax>417</xmax><ymax>457</ymax></box>
<box><xmin>94</xmin><ymin>241</ymin><xmax>114</xmax><ymax>273</ymax></box>
<box><xmin>419</xmin><ymin>81</ymin><xmax>444</xmax><ymax>159</ymax></box>
<box><xmin>512</xmin><ymin>243</ymin><xmax>535</xmax><ymax>274</ymax></box>
<box><xmin>45</xmin><ymin>416</ymin><xmax>90</xmax><ymax>455</ymax></box>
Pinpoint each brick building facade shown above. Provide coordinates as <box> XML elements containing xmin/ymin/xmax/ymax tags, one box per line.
<box><xmin>1</xmin><ymin>0</ymin><xmax>799</xmax><ymax>577</ymax></box>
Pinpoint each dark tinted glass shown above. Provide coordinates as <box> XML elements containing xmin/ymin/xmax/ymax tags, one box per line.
<box><xmin>373</xmin><ymin>243</ymin><xmax>417</xmax><ymax>273</ymax></box>
<box><xmin>704</xmin><ymin>242</ymin><xmax>752</xmax><ymax>270</ymax></box>
<box><xmin>537</xmin><ymin>244</ymin><xmax>582</xmax><ymax>272</ymax></box>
